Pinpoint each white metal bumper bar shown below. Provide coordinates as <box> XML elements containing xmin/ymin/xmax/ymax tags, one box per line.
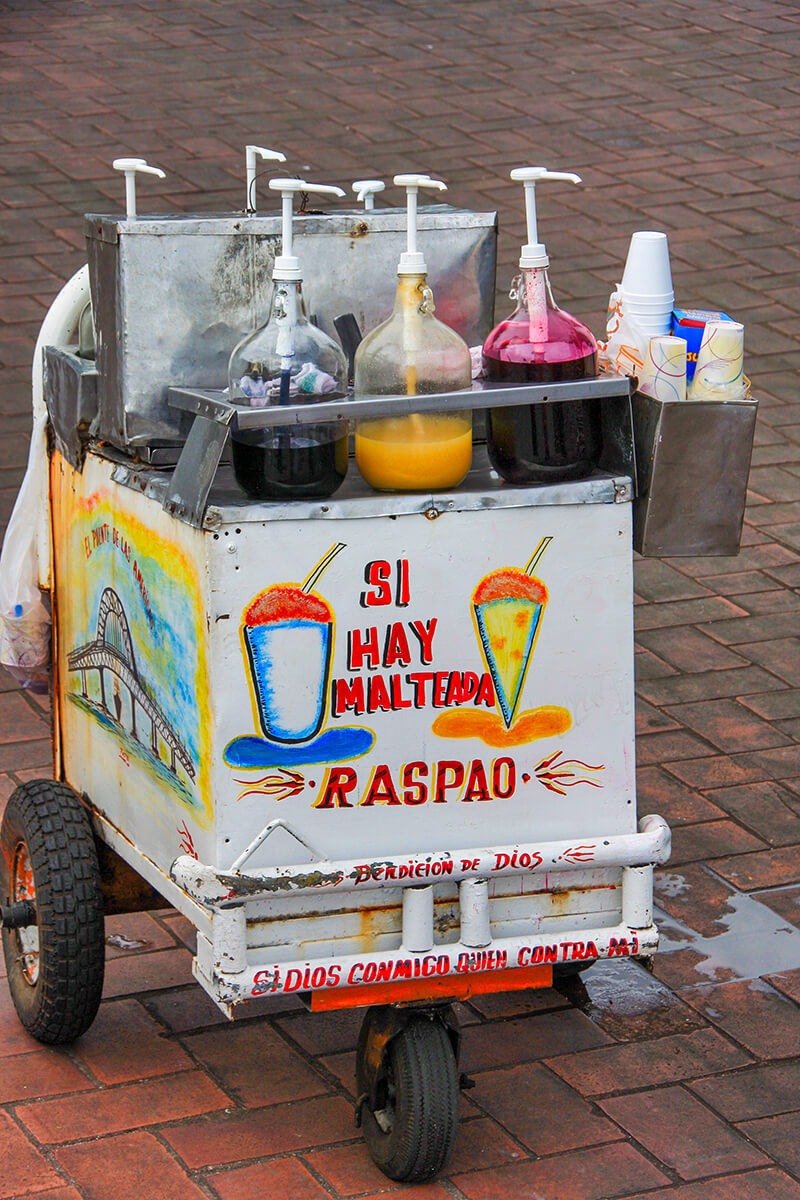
<box><xmin>197</xmin><ymin>914</ymin><xmax>660</xmax><ymax>1005</ymax></box>
<box><xmin>171</xmin><ymin>813</ymin><xmax>670</xmax><ymax>906</ymax></box>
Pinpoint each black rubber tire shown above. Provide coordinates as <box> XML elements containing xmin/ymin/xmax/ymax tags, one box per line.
<box><xmin>360</xmin><ymin>1016</ymin><xmax>459</xmax><ymax>1182</ymax></box>
<box><xmin>1</xmin><ymin>779</ymin><xmax>105</xmax><ymax>1044</ymax></box>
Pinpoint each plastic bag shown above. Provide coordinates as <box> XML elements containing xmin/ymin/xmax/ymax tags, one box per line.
<box><xmin>597</xmin><ymin>287</ymin><xmax>649</xmax><ymax>380</ymax></box>
<box><xmin>0</xmin><ymin>411</ymin><xmax>51</xmax><ymax>691</ymax></box>
<box><xmin>0</xmin><ymin>264</ymin><xmax>91</xmax><ymax>691</ymax></box>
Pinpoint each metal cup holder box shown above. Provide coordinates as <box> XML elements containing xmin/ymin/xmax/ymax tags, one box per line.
<box><xmin>632</xmin><ymin>391</ymin><xmax>758</xmax><ymax>557</ymax></box>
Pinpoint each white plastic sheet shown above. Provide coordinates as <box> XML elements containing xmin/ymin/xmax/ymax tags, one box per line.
<box><xmin>0</xmin><ymin>265</ymin><xmax>90</xmax><ymax>689</ymax></box>
<box><xmin>0</xmin><ymin>416</ymin><xmax>51</xmax><ymax>690</ymax></box>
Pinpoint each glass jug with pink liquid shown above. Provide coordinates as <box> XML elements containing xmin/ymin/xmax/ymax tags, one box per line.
<box><xmin>483</xmin><ymin>168</ymin><xmax>600</xmax><ymax>484</ymax></box>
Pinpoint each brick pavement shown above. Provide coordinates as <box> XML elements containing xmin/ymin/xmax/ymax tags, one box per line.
<box><xmin>1</xmin><ymin>0</ymin><xmax>800</xmax><ymax>1197</ymax></box>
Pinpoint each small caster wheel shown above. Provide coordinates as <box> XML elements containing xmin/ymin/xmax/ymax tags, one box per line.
<box><xmin>553</xmin><ymin>957</ymin><xmax>597</xmax><ymax>979</ymax></box>
<box><xmin>356</xmin><ymin>1008</ymin><xmax>459</xmax><ymax>1182</ymax></box>
<box><xmin>1</xmin><ymin>779</ymin><xmax>105</xmax><ymax>1044</ymax></box>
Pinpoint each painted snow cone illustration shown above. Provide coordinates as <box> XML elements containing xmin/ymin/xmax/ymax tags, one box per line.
<box><xmin>243</xmin><ymin>544</ymin><xmax>342</xmax><ymax>744</ymax></box>
<box><xmin>433</xmin><ymin>535</ymin><xmax>572</xmax><ymax>748</ymax></box>
<box><xmin>472</xmin><ymin>537</ymin><xmax>551</xmax><ymax>728</ymax></box>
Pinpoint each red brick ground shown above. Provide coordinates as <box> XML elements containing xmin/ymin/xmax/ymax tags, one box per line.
<box><xmin>2</xmin><ymin>1</ymin><xmax>800</xmax><ymax>1197</ymax></box>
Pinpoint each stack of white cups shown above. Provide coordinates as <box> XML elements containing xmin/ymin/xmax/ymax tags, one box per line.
<box><xmin>620</xmin><ymin>231</ymin><xmax>674</xmax><ymax>338</ymax></box>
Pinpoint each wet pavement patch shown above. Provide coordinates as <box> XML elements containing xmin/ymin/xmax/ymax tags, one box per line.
<box><xmin>655</xmin><ymin>885</ymin><xmax>800</xmax><ymax>987</ymax></box>
<box><xmin>556</xmin><ymin>958</ymin><xmax>707</xmax><ymax>1040</ymax></box>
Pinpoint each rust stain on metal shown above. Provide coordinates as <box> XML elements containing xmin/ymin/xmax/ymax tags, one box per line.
<box><xmin>356</xmin><ymin>900</ymin><xmax>400</xmax><ymax>950</ymax></box>
<box><xmin>221</xmin><ymin>975</ymin><xmax>255</xmax><ymax>999</ymax></box>
<box><xmin>359</xmin><ymin>906</ymin><xmax>381</xmax><ymax>952</ymax></box>
<box><xmin>434</xmin><ymin>908</ymin><xmax>459</xmax><ymax>934</ymax></box>
<box><xmin>548</xmin><ymin>886</ymin><xmax>572</xmax><ymax>915</ymax></box>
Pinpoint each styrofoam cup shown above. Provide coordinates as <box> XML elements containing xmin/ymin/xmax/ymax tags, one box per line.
<box><xmin>629</xmin><ymin>314</ymin><xmax>673</xmax><ymax>336</ymax></box>
<box><xmin>629</xmin><ymin>318</ymin><xmax>674</xmax><ymax>333</ymax></box>
<box><xmin>623</xmin><ymin>291</ymin><xmax>674</xmax><ymax>307</ymax></box>
<box><xmin>624</xmin><ymin>299</ymin><xmax>674</xmax><ymax>323</ymax></box>
<box><xmin>621</xmin><ymin>231</ymin><xmax>673</xmax><ymax>297</ymax></box>
<box><xmin>631</xmin><ymin>313</ymin><xmax>672</xmax><ymax>326</ymax></box>
<box><xmin>625</xmin><ymin>301</ymin><xmax>673</xmax><ymax>318</ymax></box>
<box><xmin>625</xmin><ymin>302</ymin><xmax>674</xmax><ymax>317</ymax></box>
<box><xmin>623</xmin><ymin>289</ymin><xmax>674</xmax><ymax>312</ymax></box>
<box><xmin>623</xmin><ymin>286</ymin><xmax>674</xmax><ymax>297</ymax></box>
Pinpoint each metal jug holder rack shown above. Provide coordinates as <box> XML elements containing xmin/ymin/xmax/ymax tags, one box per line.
<box><xmin>164</xmin><ymin>373</ymin><xmax>636</xmax><ymax>529</ymax></box>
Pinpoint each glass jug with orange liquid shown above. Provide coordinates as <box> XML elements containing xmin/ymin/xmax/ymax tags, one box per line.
<box><xmin>354</xmin><ymin>174</ymin><xmax>473</xmax><ymax>492</ymax></box>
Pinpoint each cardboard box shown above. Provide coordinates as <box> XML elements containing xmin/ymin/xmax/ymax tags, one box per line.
<box><xmin>672</xmin><ymin>308</ymin><xmax>736</xmax><ymax>379</ymax></box>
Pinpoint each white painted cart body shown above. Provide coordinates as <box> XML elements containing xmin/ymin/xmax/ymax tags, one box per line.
<box><xmin>50</xmin><ymin>437</ymin><xmax>669</xmax><ymax>1015</ymax></box>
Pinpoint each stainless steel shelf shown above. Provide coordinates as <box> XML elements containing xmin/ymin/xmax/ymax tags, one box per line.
<box><xmin>163</xmin><ymin>374</ymin><xmax>634</xmax><ymax>529</ymax></box>
<box><xmin>168</xmin><ymin>373</ymin><xmax>631</xmax><ymax>432</ymax></box>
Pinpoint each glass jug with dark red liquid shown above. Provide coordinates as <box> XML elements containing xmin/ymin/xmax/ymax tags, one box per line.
<box><xmin>482</xmin><ymin>166</ymin><xmax>602</xmax><ymax>485</ymax></box>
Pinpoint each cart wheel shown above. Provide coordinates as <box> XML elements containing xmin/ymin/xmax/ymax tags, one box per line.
<box><xmin>358</xmin><ymin>1013</ymin><xmax>459</xmax><ymax>1182</ymax></box>
<box><xmin>1</xmin><ymin>779</ymin><xmax>105</xmax><ymax>1044</ymax></box>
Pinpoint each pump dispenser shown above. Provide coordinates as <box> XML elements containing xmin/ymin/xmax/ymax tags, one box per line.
<box><xmin>228</xmin><ymin>178</ymin><xmax>349</xmax><ymax>501</ymax></box>
<box><xmin>244</xmin><ymin>145</ymin><xmax>286</xmax><ymax>213</ymax></box>
<box><xmin>483</xmin><ymin>167</ymin><xmax>600</xmax><ymax>484</ymax></box>
<box><xmin>352</xmin><ymin>180</ymin><xmax>385</xmax><ymax>210</ymax></box>
<box><xmin>112</xmin><ymin>158</ymin><xmax>166</xmax><ymax>218</ymax></box>
<box><xmin>354</xmin><ymin>174</ymin><xmax>473</xmax><ymax>492</ymax></box>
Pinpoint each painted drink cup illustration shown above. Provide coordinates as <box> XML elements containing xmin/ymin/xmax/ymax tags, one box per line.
<box><xmin>242</xmin><ymin>545</ymin><xmax>343</xmax><ymax>744</ymax></box>
<box><xmin>244</xmin><ymin>586</ymin><xmax>333</xmax><ymax>743</ymax></box>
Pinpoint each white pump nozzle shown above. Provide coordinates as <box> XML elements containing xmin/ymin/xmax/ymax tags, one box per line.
<box><xmin>245</xmin><ymin>145</ymin><xmax>287</xmax><ymax>213</ymax></box>
<box><xmin>393</xmin><ymin>174</ymin><xmax>447</xmax><ymax>275</ymax></box>
<box><xmin>352</xmin><ymin>179</ymin><xmax>385</xmax><ymax>210</ymax></box>
<box><xmin>510</xmin><ymin>166</ymin><xmax>582</xmax><ymax>269</ymax></box>
<box><xmin>112</xmin><ymin>158</ymin><xmax>166</xmax><ymax>219</ymax></box>
<box><xmin>267</xmin><ymin>178</ymin><xmax>346</xmax><ymax>280</ymax></box>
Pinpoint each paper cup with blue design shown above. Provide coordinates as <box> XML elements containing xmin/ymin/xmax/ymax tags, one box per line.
<box><xmin>640</xmin><ymin>336</ymin><xmax>687</xmax><ymax>403</ymax></box>
<box><xmin>243</xmin><ymin>585</ymin><xmax>333</xmax><ymax>743</ymax></box>
<box><xmin>690</xmin><ymin>321</ymin><xmax>746</xmax><ymax>401</ymax></box>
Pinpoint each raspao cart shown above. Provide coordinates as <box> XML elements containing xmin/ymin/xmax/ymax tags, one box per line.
<box><xmin>0</xmin><ymin>164</ymin><xmax>678</xmax><ymax>1183</ymax></box>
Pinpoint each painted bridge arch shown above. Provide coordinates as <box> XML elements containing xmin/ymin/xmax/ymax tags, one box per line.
<box><xmin>67</xmin><ymin>588</ymin><xmax>195</xmax><ymax>783</ymax></box>
<box><xmin>96</xmin><ymin>587</ymin><xmax>136</xmax><ymax>673</ymax></box>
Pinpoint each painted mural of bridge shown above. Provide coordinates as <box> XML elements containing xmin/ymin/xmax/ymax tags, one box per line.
<box><xmin>67</xmin><ymin>587</ymin><xmax>196</xmax><ymax>783</ymax></box>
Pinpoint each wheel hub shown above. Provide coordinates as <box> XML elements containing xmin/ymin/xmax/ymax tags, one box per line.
<box><xmin>12</xmin><ymin>842</ymin><xmax>39</xmax><ymax>984</ymax></box>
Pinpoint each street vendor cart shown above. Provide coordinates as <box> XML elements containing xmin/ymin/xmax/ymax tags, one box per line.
<box><xmin>1</xmin><ymin>161</ymin><xmax>755</xmax><ymax>1182</ymax></box>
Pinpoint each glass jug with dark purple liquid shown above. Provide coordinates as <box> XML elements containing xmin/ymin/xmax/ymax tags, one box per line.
<box><xmin>483</xmin><ymin>270</ymin><xmax>600</xmax><ymax>484</ymax></box>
